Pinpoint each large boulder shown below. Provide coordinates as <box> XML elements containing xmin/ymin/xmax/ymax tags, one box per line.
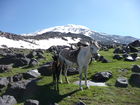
<box><xmin>0</xmin><ymin>65</ymin><xmax>13</xmax><ymax>73</ymax></box>
<box><xmin>24</xmin><ymin>99</ymin><xmax>39</xmax><ymax>105</ymax></box>
<box><xmin>132</xmin><ymin>65</ymin><xmax>140</xmax><ymax>73</ymax></box>
<box><xmin>91</xmin><ymin>72</ymin><xmax>112</xmax><ymax>82</ymax></box>
<box><xmin>115</xmin><ymin>77</ymin><xmax>128</xmax><ymax>87</ymax></box>
<box><xmin>0</xmin><ymin>95</ymin><xmax>17</xmax><ymax>105</ymax></box>
<box><xmin>38</xmin><ymin>62</ymin><xmax>53</xmax><ymax>76</ymax></box>
<box><xmin>0</xmin><ymin>77</ymin><xmax>9</xmax><ymax>89</ymax></box>
<box><xmin>23</xmin><ymin>69</ymin><xmax>40</xmax><ymax>79</ymax></box>
<box><xmin>5</xmin><ymin>79</ymin><xmax>37</xmax><ymax>100</ymax></box>
<box><xmin>129</xmin><ymin>73</ymin><xmax>140</xmax><ymax>87</ymax></box>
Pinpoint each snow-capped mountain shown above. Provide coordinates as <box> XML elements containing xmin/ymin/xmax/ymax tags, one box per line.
<box><xmin>22</xmin><ymin>24</ymin><xmax>138</xmax><ymax>44</ymax></box>
<box><xmin>0</xmin><ymin>24</ymin><xmax>138</xmax><ymax>49</ymax></box>
<box><xmin>22</xmin><ymin>24</ymin><xmax>94</xmax><ymax>36</ymax></box>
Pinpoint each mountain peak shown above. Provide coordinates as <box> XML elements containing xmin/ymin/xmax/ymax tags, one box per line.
<box><xmin>22</xmin><ymin>24</ymin><xmax>94</xmax><ymax>36</ymax></box>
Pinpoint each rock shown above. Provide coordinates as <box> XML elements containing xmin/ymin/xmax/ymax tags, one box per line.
<box><xmin>5</xmin><ymin>79</ymin><xmax>37</xmax><ymax>100</ymax></box>
<box><xmin>14</xmin><ymin>57</ymin><xmax>30</xmax><ymax>67</ymax></box>
<box><xmin>0</xmin><ymin>77</ymin><xmax>9</xmax><ymax>89</ymax></box>
<box><xmin>38</xmin><ymin>62</ymin><xmax>53</xmax><ymax>76</ymax></box>
<box><xmin>129</xmin><ymin>40</ymin><xmax>140</xmax><ymax>47</ymax></box>
<box><xmin>0</xmin><ymin>95</ymin><xmax>17</xmax><ymax>105</ymax></box>
<box><xmin>124</xmin><ymin>56</ymin><xmax>135</xmax><ymax>61</ymax></box>
<box><xmin>23</xmin><ymin>69</ymin><xmax>40</xmax><ymax>79</ymax></box>
<box><xmin>0</xmin><ymin>65</ymin><xmax>13</xmax><ymax>73</ymax></box>
<box><xmin>129</xmin><ymin>45</ymin><xmax>138</xmax><ymax>52</ymax></box>
<box><xmin>91</xmin><ymin>72</ymin><xmax>112</xmax><ymax>82</ymax></box>
<box><xmin>113</xmin><ymin>48</ymin><xmax>122</xmax><ymax>53</ymax></box>
<box><xmin>113</xmin><ymin>54</ymin><xmax>123</xmax><ymax>60</ymax></box>
<box><xmin>129</xmin><ymin>73</ymin><xmax>140</xmax><ymax>87</ymax></box>
<box><xmin>101</xmin><ymin>58</ymin><xmax>109</xmax><ymax>63</ymax></box>
<box><xmin>67</xmin><ymin>68</ymin><xmax>79</xmax><ymax>75</ymax></box>
<box><xmin>122</xmin><ymin>53</ymin><xmax>129</xmax><ymax>58</ymax></box>
<box><xmin>24</xmin><ymin>99</ymin><xmax>39</xmax><ymax>105</ymax></box>
<box><xmin>115</xmin><ymin>77</ymin><xmax>128</xmax><ymax>87</ymax></box>
<box><xmin>36</xmin><ymin>53</ymin><xmax>45</xmax><ymax>60</ymax></box>
<box><xmin>132</xmin><ymin>65</ymin><xmax>140</xmax><ymax>73</ymax></box>
<box><xmin>13</xmin><ymin>73</ymin><xmax>23</xmax><ymax>82</ymax></box>
<box><xmin>29</xmin><ymin>59</ymin><xmax>38</xmax><ymax>67</ymax></box>
<box><xmin>26</xmin><ymin>51</ymin><xmax>37</xmax><ymax>58</ymax></box>
<box><xmin>130</xmin><ymin>53</ymin><xmax>138</xmax><ymax>60</ymax></box>
<box><xmin>76</xmin><ymin>100</ymin><xmax>86</xmax><ymax>105</ymax></box>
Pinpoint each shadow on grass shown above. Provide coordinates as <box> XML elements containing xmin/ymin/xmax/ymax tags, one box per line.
<box><xmin>36</xmin><ymin>82</ymin><xmax>79</xmax><ymax>105</ymax></box>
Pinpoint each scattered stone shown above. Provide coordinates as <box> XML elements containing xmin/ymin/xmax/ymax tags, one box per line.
<box><xmin>0</xmin><ymin>95</ymin><xmax>17</xmax><ymax>105</ymax></box>
<box><xmin>129</xmin><ymin>73</ymin><xmax>140</xmax><ymax>87</ymax></box>
<box><xmin>130</xmin><ymin>53</ymin><xmax>138</xmax><ymax>60</ymax></box>
<box><xmin>38</xmin><ymin>62</ymin><xmax>53</xmax><ymax>76</ymax></box>
<box><xmin>91</xmin><ymin>72</ymin><xmax>112</xmax><ymax>82</ymax></box>
<box><xmin>132</xmin><ymin>65</ymin><xmax>140</xmax><ymax>73</ymax></box>
<box><xmin>26</xmin><ymin>51</ymin><xmax>37</xmax><ymax>58</ymax></box>
<box><xmin>113</xmin><ymin>54</ymin><xmax>123</xmax><ymax>60</ymax></box>
<box><xmin>0</xmin><ymin>77</ymin><xmax>9</xmax><ymax>89</ymax></box>
<box><xmin>115</xmin><ymin>77</ymin><xmax>128</xmax><ymax>87</ymax></box>
<box><xmin>124</xmin><ymin>56</ymin><xmax>135</xmax><ymax>61</ymax></box>
<box><xmin>23</xmin><ymin>69</ymin><xmax>40</xmax><ymax>79</ymax></box>
<box><xmin>67</xmin><ymin>68</ymin><xmax>79</xmax><ymax>75</ymax></box>
<box><xmin>122</xmin><ymin>53</ymin><xmax>129</xmax><ymax>58</ymax></box>
<box><xmin>13</xmin><ymin>73</ymin><xmax>23</xmax><ymax>82</ymax></box>
<box><xmin>5</xmin><ymin>79</ymin><xmax>37</xmax><ymax>100</ymax></box>
<box><xmin>29</xmin><ymin>58</ymin><xmax>38</xmax><ymax>67</ymax></box>
<box><xmin>76</xmin><ymin>100</ymin><xmax>86</xmax><ymax>105</ymax></box>
<box><xmin>99</xmin><ymin>56</ymin><xmax>109</xmax><ymax>63</ymax></box>
<box><xmin>14</xmin><ymin>58</ymin><xmax>30</xmax><ymax>67</ymax></box>
<box><xmin>24</xmin><ymin>99</ymin><xmax>39</xmax><ymax>105</ymax></box>
<box><xmin>0</xmin><ymin>65</ymin><xmax>13</xmax><ymax>73</ymax></box>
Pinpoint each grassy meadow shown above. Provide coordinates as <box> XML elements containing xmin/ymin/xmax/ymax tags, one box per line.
<box><xmin>0</xmin><ymin>49</ymin><xmax>140</xmax><ymax>105</ymax></box>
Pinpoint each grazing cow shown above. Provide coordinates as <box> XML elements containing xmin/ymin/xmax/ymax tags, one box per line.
<box><xmin>58</xmin><ymin>41</ymin><xmax>100</xmax><ymax>90</ymax></box>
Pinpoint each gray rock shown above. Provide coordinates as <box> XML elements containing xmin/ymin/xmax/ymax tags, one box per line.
<box><xmin>23</xmin><ymin>69</ymin><xmax>40</xmax><ymax>79</ymax></box>
<box><xmin>0</xmin><ymin>65</ymin><xmax>13</xmax><ymax>73</ymax></box>
<box><xmin>115</xmin><ymin>77</ymin><xmax>128</xmax><ymax>87</ymax></box>
<box><xmin>67</xmin><ymin>68</ymin><xmax>79</xmax><ymax>75</ymax></box>
<box><xmin>76</xmin><ymin>100</ymin><xmax>86</xmax><ymax>105</ymax></box>
<box><xmin>0</xmin><ymin>95</ymin><xmax>17</xmax><ymax>105</ymax></box>
<box><xmin>24</xmin><ymin>99</ymin><xmax>39</xmax><ymax>105</ymax></box>
<box><xmin>129</xmin><ymin>73</ymin><xmax>140</xmax><ymax>87</ymax></box>
<box><xmin>13</xmin><ymin>73</ymin><xmax>23</xmax><ymax>82</ymax></box>
<box><xmin>91</xmin><ymin>72</ymin><xmax>112</xmax><ymax>82</ymax></box>
<box><xmin>0</xmin><ymin>77</ymin><xmax>9</xmax><ymax>89</ymax></box>
<box><xmin>124</xmin><ymin>56</ymin><xmax>135</xmax><ymax>61</ymax></box>
<box><xmin>132</xmin><ymin>65</ymin><xmax>140</xmax><ymax>73</ymax></box>
<box><xmin>38</xmin><ymin>62</ymin><xmax>53</xmax><ymax>76</ymax></box>
<box><xmin>113</xmin><ymin>54</ymin><xmax>123</xmax><ymax>60</ymax></box>
<box><xmin>29</xmin><ymin>59</ymin><xmax>38</xmax><ymax>67</ymax></box>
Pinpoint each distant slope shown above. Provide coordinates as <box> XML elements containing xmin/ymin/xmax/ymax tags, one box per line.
<box><xmin>22</xmin><ymin>24</ymin><xmax>138</xmax><ymax>44</ymax></box>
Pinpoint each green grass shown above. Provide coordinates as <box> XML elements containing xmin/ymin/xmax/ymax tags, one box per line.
<box><xmin>0</xmin><ymin>49</ymin><xmax>140</xmax><ymax>105</ymax></box>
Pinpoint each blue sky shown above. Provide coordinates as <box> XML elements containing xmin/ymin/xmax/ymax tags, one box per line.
<box><xmin>0</xmin><ymin>0</ymin><xmax>140</xmax><ymax>38</ymax></box>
